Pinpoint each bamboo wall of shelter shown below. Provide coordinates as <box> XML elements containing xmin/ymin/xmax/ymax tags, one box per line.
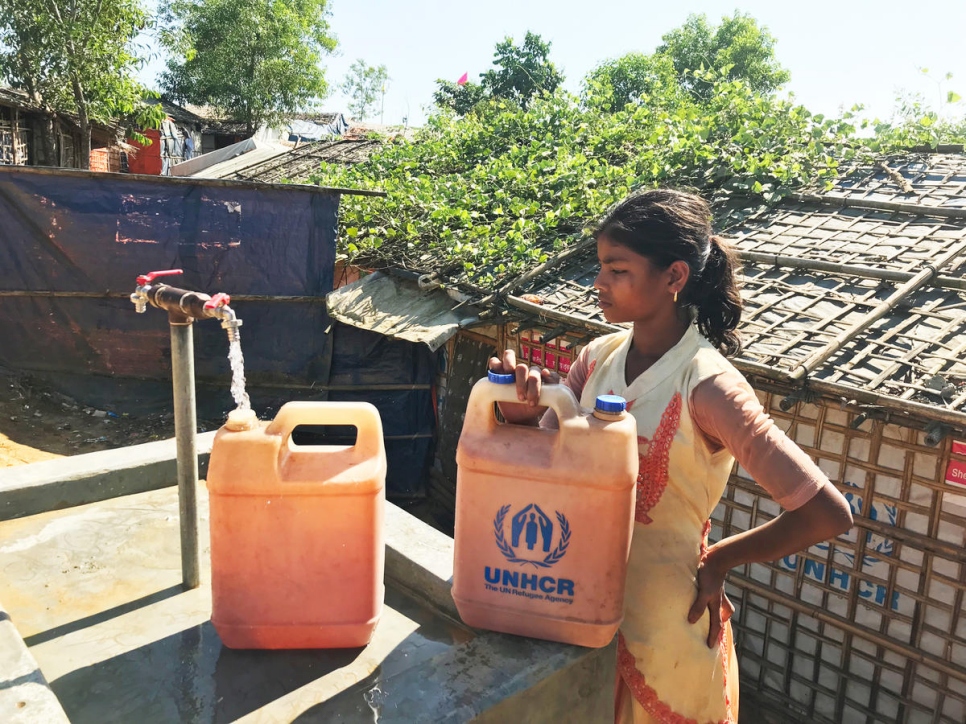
<box><xmin>717</xmin><ymin>387</ymin><xmax>966</xmax><ymax>723</ymax></box>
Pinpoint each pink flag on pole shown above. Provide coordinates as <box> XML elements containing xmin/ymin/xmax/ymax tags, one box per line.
<box><xmin>457</xmin><ymin>72</ymin><xmax>468</xmax><ymax>86</ymax></box>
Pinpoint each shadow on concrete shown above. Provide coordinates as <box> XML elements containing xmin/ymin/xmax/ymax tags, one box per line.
<box><xmin>24</xmin><ymin>585</ymin><xmax>184</xmax><ymax>647</ymax></box>
<box><xmin>47</xmin><ymin>588</ymin><xmax>468</xmax><ymax>723</ymax></box>
<box><xmin>49</xmin><ymin>620</ymin><xmax>365</xmax><ymax>723</ymax></box>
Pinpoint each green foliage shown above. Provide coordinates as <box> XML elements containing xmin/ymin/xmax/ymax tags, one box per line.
<box><xmin>340</xmin><ymin>59</ymin><xmax>389</xmax><ymax>121</ymax></box>
<box><xmin>433</xmin><ymin>80</ymin><xmax>486</xmax><ymax>116</ymax></box>
<box><xmin>159</xmin><ymin>0</ymin><xmax>336</xmax><ymax>133</ymax></box>
<box><xmin>311</xmin><ymin>69</ymin><xmax>878</xmax><ymax>292</ymax></box>
<box><xmin>864</xmin><ymin>80</ymin><xmax>966</xmax><ymax>151</ymax></box>
<box><xmin>481</xmin><ymin>32</ymin><xmax>564</xmax><ymax>108</ymax></box>
<box><xmin>582</xmin><ymin>52</ymin><xmax>683</xmax><ymax>112</ymax></box>
<box><xmin>0</xmin><ymin>0</ymin><xmax>163</xmax><ymax>166</ymax></box>
<box><xmin>434</xmin><ymin>31</ymin><xmax>563</xmax><ymax>115</ymax></box>
<box><xmin>657</xmin><ymin>12</ymin><xmax>790</xmax><ymax>101</ymax></box>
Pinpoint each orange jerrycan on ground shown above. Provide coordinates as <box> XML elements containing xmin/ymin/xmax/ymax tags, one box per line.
<box><xmin>453</xmin><ymin>371</ymin><xmax>638</xmax><ymax>648</ymax></box>
<box><xmin>206</xmin><ymin>401</ymin><xmax>386</xmax><ymax>649</ymax></box>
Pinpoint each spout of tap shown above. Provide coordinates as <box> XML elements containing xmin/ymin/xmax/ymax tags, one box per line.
<box><xmin>221</xmin><ymin>311</ymin><xmax>243</xmax><ymax>345</ymax></box>
<box><xmin>205</xmin><ymin>297</ymin><xmax>243</xmax><ymax>344</ymax></box>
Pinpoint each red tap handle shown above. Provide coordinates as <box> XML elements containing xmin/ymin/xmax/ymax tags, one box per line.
<box><xmin>137</xmin><ymin>269</ymin><xmax>183</xmax><ymax>286</ymax></box>
<box><xmin>204</xmin><ymin>292</ymin><xmax>231</xmax><ymax>309</ymax></box>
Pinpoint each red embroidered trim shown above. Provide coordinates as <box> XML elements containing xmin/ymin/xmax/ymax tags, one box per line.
<box><xmin>617</xmin><ymin>632</ymin><xmax>733</xmax><ymax>724</ymax></box>
<box><xmin>634</xmin><ymin>393</ymin><xmax>682</xmax><ymax>525</ymax></box>
<box><xmin>700</xmin><ymin>519</ymin><xmax>712</xmax><ymax>558</ymax></box>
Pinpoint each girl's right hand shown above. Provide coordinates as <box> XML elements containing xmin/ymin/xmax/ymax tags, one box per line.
<box><xmin>488</xmin><ymin>349</ymin><xmax>560</xmax><ymax>424</ymax></box>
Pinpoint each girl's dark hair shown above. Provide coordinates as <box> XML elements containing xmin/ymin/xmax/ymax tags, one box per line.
<box><xmin>593</xmin><ymin>188</ymin><xmax>743</xmax><ymax>356</ymax></box>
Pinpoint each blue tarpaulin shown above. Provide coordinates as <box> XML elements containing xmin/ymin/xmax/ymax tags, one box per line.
<box><xmin>0</xmin><ymin>166</ymin><xmax>430</xmax><ymax>497</ymax></box>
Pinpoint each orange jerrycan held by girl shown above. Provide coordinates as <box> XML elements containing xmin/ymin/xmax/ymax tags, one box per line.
<box><xmin>206</xmin><ymin>401</ymin><xmax>386</xmax><ymax>649</ymax></box>
<box><xmin>453</xmin><ymin>371</ymin><xmax>638</xmax><ymax>648</ymax></box>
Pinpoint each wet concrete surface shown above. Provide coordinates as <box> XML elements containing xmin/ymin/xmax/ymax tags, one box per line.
<box><xmin>0</xmin><ymin>484</ymin><xmax>474</xmax><ymax>723</ymax></box>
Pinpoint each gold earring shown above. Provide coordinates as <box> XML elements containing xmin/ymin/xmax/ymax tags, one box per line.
<box><xmin>673</xmin><ymin>291</ymin><xmax>678</xmax><ymax>303</ymax></box>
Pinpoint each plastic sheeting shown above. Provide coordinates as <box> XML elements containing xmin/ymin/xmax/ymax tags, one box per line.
<box><xmin>0</xmin><ymin>165</ymin><xmax>336</xmax><ymax>388</ymax></box>
<box><xmin>170</xmin><ymin>137</ymin><xmax>288</xmax><ymax>178</ymax></box>
<box><xmin>0</xmin><ymin>165</ymin><xmax>432</xmax><ymax>497</ymax></box>
<box><xmin>288</xmin><ymin>115</ymin><xmax>349</xmax><ymax>142</ymax></box>
<box><xmin>326</xmin><ymin>272</ymin><xmax>479</xmax><ymax>351</ymax></box>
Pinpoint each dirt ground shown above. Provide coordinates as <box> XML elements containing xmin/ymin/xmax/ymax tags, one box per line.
<box><xmin>0</xmin><ymin>366</ymin><xmax>177</xmax><ymax>467</ymax></box>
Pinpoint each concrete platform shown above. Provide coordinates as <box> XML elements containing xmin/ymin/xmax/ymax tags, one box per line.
<box><xmin>0</xmin><ymin>462</ymin><xmax>614</xmax><ymax>722</ymax></box>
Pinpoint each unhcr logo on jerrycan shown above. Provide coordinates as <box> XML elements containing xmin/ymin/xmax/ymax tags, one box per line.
<box><xmin>484</xmin><ymin>503</ymin><xmax>575</xmax><ymax>603</ymax></box>
<box><xmin>453</xmin><ymin>371</ymin><xmax>638</xmax><ymax>647</ymax></box>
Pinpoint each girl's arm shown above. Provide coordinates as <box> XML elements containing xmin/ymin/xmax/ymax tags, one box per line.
<box><xmin>687</xmin><ymin>370</ymin><xmax>854</xmax><ymax>647</ymax></box>
<box><xmin>688</xmin><ymin>484</ymin><xmax>853</xmax><ymax>645</ymax></box>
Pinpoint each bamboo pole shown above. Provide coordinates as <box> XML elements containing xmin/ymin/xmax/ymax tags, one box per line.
<box><xmin>737</xmin><ymin>357</ymin><xmax>966</xmax><ymax>430</ymax></box>
<box><xmin>11</xmin><ymin>109</ymin><xmax>20</xmax><ymax>165</ymax></box>
<box><xmin>737</xmin><ymin>251</ymin><xmax>966</xmax><ymax>292</ymax></box>
<box><xmin>506</xmin><ymin>294</ymin><xmax>621</xmax><ymax>336</ymax></box>
<box><xmin>787</xmin><ymin>237</ymin><xmax>966</xmax><ymax>381</ymax></box>
<box><xmin>788</xmin><ymin>192</ymin><xmax>966</xmax><ymax>220</ymax></box>
<box><xmin>0</xmin><ymin>163</ymin><xmax>385</xmax><ymax>197</ymax></box>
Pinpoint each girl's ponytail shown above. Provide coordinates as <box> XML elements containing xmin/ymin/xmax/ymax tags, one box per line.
<box><xmin>595</xmin><ymin>189</ymin><xmax>743</xmax><ymax>356</ymax></box>
<box><xmin>691</xmin><ymin>236</ymin><xmax>742</xmax><ymax>357</ymax></box>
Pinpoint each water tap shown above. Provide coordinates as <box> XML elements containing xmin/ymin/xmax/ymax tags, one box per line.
<box><xmin>130</xmin><ymin>269</ymin><xmax>184</xmax><ymax>313</ymax></box>
<box><xmin>205</xmin><ymin>293</ymin><xmax>244</xmax><ymax>344</ymax></box>
<box><xmin>131</xmin><ymin>269</ymin><xmax>243</xmax><ymax>344</ymax></box>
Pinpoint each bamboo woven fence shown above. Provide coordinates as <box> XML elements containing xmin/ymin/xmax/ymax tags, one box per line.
<box><xmin>717</xmin><ymin>390</ymin><xmax>966</xmax><ymax>723</ymax></box>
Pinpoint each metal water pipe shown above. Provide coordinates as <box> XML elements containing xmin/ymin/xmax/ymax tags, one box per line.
<box><xmin>131</xmin><ymin>269</ymin><xmax>243</xmax><ymax>590</ymax></box>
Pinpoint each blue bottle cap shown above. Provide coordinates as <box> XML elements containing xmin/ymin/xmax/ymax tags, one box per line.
<box><xmin>595</xmin><ymin>394</ymin><xmax>627</xmax><ymax>413</ymax></box>
<box><xmin>488</xmin><ymin>370</ymin><xmax>516</xmax><ymax>384</ymax></box>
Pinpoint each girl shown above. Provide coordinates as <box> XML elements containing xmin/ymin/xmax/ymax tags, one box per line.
<box><xmin>489</xmin><ymin>189</ymin><xmax>853</xmax><ymax>723</ymax></box>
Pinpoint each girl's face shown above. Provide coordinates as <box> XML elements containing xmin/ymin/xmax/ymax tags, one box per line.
<box><xmin>594</xmin><ymin>235</ymin><xmax>683</xmax><ymax>324</ymax></box>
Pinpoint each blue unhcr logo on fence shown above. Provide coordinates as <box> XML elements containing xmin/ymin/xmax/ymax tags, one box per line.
<box><xmin>780</xmin><ymin>482</ymin><xmax>904</xmax><ymax>611</ymax></box>
<box><xmin>484</xmin><ymin>503</ymin><xmax>576</xmax><ymax>604</ymax></box>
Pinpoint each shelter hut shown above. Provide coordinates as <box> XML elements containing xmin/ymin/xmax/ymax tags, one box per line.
<box><xmin>327</xmin><ymin>153</ymin><xmax>966</xmax><ymax>722</ymax></box>
<box><xmin>0</xmin><ymin>86</ymin><xmax>116</xmax><ymax>168</ymax></box>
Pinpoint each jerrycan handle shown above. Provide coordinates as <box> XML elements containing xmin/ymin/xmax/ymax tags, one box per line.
<box><xmin>265</xmin><ymin>401</ymin><xmax>384</xmax><ymax>460</ymax></box>
<box><xmin>465</xmin><ymin>373</ymin><xmax>581</xmax><ymax>433</ymax></box>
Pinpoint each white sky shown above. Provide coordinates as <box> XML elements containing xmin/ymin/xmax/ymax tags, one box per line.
<box><xmin>138</xmin><ymin>0</ymin><xmax>966</xmax><ymax>128</ymax></box>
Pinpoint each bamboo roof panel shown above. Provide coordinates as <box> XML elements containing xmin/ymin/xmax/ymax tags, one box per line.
<box><xmin>509</xmin><ymin>154</ymin><xmax>966</xmax><ymax>419</ymax></box>
<box><xmin>812</xmin><ymin>154</ymin><xmax>966</xmax><ymax>209</ymax></box>
<box><xmin>728</xmin><ymin>202</ymin><xmax>966</xmax><ymax>276</ymax></box>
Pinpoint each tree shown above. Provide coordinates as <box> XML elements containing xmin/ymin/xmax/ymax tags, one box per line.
<box><xmin>433</xmin><ymin>80</ymin><xmax>486</xmax><ymax>116</ymax></box>
<box><xmin>582</xmin><ymin>52</ymin><xmax>682</xmax><ymax>112</ymax></box>
<box><xmin>657</xmin><ymin>12</ymin><xmax>790</xmax><ymax>101</ymax></box>
<box><xmin>160</xmin><ymin>0</ymin><xmax>337</xmax><ymax>135</ymax></box>
<box><xmin>0</xmin><ymin>0</ymin><xmax>163</xmax><ymax>168</ymax></box>
<box><xmin>340</xmin><ymin>59</ymin><xmax>389</xmax><ymax>122</ymax></box>
<box><xmin>434</xmin><ymin>31</ymin><xmax>564</xmax><ymax>115</ymax></box>
<box><xmin>482</xmin><ymin>32</ymin><xmax>564</xmax><ymax>108</ymax></box>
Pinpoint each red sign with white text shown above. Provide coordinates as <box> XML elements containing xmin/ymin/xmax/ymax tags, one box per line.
<box><xmin>946</xmin><ymin>440</ymin><xmax>966</xmax><ymax>488</ymax></box>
